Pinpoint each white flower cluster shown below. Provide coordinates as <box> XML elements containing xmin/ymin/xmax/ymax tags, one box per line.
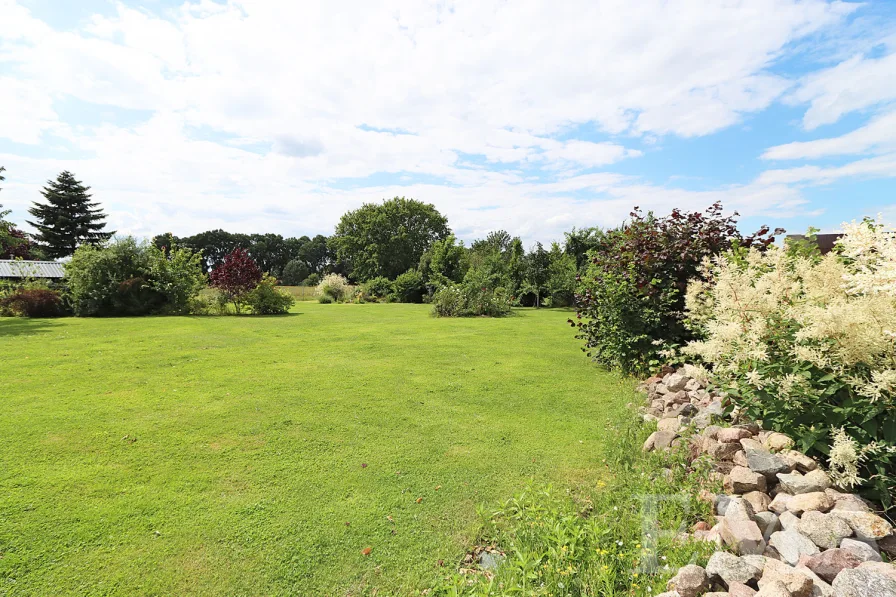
<box><xmin>683</xmin><ymin>220</ymin><xmax>896</xmax><ymax>404</ymax></box>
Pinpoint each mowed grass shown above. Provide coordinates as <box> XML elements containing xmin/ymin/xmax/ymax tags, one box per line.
<box><xmin>0</xmin><ymin>304</ymin><xmax>636</xmax><ymax>596</ymax></box>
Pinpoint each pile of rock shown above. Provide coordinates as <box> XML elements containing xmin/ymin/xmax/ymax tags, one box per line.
<box><xmin>640</xmin><ymin>368</ymin><xmax>896</xmax><ymax>597</ymax></box>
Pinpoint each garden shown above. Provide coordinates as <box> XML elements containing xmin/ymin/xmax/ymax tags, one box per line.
<box><xmin>3</xmin><ymin>169</ymin><xmax>896</xmax><ymax>595</ymax></box>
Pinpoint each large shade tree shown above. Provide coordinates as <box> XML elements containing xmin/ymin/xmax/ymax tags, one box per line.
<box><xmin>27</xmin><ymin>171</ymin><xmax>113</xmax><ymax>259</ymax></box>
<box><xmin>330</xmin><ymin>197</ymin><xmax>450</xmax><ymax>281</ymax></box>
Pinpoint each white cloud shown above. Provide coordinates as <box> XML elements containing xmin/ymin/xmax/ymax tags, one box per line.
<box><xmin>0</xmin><ymin>0</ymin><xmax>878</xmax><ymax>245</ymax></box>
<box><xmin>763</xmin><ymin>110</ymin><xmax>896</xmax><ymax>160</ymax></box>
<box><xmin>757</xmin><ymin>153</ymin><xmax>896</xmax><ymax>186</ymax></box>
<box><xmin>788</xmin><ymin>49</ymin><xmax>896</xmax><ymax>129</ymax></box>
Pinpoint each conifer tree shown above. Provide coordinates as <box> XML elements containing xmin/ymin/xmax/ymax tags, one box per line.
<box><xmin>27</xmin><ymin>171</ymin><xmax>114</xmax><ymax>258</ymax></box>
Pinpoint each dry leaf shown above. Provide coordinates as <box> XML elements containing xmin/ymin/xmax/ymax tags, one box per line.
<box><xmin>434</xmin><ymin>485</ymin><xmax>441</xmax><ymax>491</ymax></box>
<box><xmin>415</xmin><ymin>497</ymin><xmax>423</xmax><ymax>503</ymax></box>
<box><xmin>362</xmin><ymin>547</ymin><xmax>372</xmax><ymax>556</ymax></box>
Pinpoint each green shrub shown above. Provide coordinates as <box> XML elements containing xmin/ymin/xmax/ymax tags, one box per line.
<box><xmin>431</xmin><ymin>283</ymin><xmax>511</xmax><ymax>317</ymax></box>
<box><xmin>246</xmin><ymin>274</ymin><xmax>295</xmax><ymax>315</ymax></box>
<box><xmin>281</xmin><ymin>259</ymin><xmax>310</xmax><ymax>286</ymax></box>
<box><xmin>303</xmin><ymin>273</ymin><xmax>321</xmax><ymax>287</ymax></box>
<box><xmin>392</xmin><ymin>269</ymin><xmax>425</xmax><ymax>303</ymax></box>
<box><xmin>683</xmin><ymin>218</ymin><xmax>896</xmax><ymax>506</ymax></box>
<box><xmin>360</xmin><ymin>276</ymin><xmax>393</xmax><ymax>302</ymax></box>
<box><xmin>316</xmin><ymin>273</ymin><xmax>350</xmax><ymax>302</ymax></box>
<box><xmin>573</xmin><ymin>203</ymin><xmax>778</xmax><ymax>375</ymax></box>
<box><xmin>65</xmin><ymin>238</ymin><xmax>205</xmax><ymax>317</ymax></box>
<box><xmin>317</xmin><ymin>294</ymin><xmax>333</xmax><ymax>304</ymax></box>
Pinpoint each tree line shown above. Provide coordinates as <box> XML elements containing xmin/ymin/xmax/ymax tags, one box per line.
<box><xmin>0</xmin><ymin>168</ymin><xmax>604</xmax><ymax>306</ymax></box>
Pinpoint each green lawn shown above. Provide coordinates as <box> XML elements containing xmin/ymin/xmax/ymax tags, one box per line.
<box><xmin>0</xmin><ymin>304</ymin><xmax>636</xmax><ymax>596</ymax></box>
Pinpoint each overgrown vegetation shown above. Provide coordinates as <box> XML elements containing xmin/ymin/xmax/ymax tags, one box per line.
<box><xmin>65</xmin><ymin>237</ymin><xmax>205</xmax><ymax>316</ymax></box>
<box><xmin>434</xmin><ymin>413</ymin><xmax>717</xmax><ymax>596</ymax></box>
<box><xmin>683</xmin><ymin>217</ymin><xmax>896</xmax><ymax>506</ymax></box>
<box><xmin>573</xmin><ymin>203</ymin><xmax>779</xmax><ymax>375</ymax></box>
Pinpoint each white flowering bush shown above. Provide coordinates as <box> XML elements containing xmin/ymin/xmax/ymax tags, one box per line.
<box><xmin>683</xmin><ymin>217</ymin><xmax>896</xmax><ymax>505</ymax></box>
<box><xmin>316</xmin><ymin>273</ymin><xmax>350</xmax><ymax>302</ymax></box>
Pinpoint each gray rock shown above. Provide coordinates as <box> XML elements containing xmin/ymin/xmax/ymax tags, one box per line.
<box><xmin>725</xmin><ymin>498</ymin><xmax>757</xmax><ymax>522</ymax></box>
<box><xmin>840</xmin><ymin>537</ymin><xmax>881</xmax><ymax>562</ymax></box>
<box><xmin>769</xmin><ymin>529</ymin><xmax>821</xmax><ymax>565</ymax></box>
<box><xmin>666</xmin><ymin>372</ymin><xmax>689</xmax><ymax>392</ymax></box>
<box><xmin>666</xmin><ymin>564</ymin><xmax>709</xmax><ymax>597</ymax></box>
<box><xmin>793</xmin><ymin>565</ymin><xmax>834</xmax><ymax>597</ymax></box>
<box><xmin>726</xmin><ymin>466</ymin><xmax>768</xmax><ymax>494</ymax></box>
<box><xmin>798</xmin><ymin>510</ymin><xmax>853</xmax><ymax>550</ymax></box>
<box><xmin>743</xmin><ymin>443</ymin><xmax>790</xmax><ymax>478</ymax></box>
<box><xmin>779</xmin><ymin>510</ymin><xmax>800</xmax><ymax>530</ymax></box>
<box><xmin>755</xmin><ymin>511</ymin><xmax>781</xmax><ymax>537</ymax></box>
<box><xmin>777</xmin><ymin>470</ymin><xmax>832</xmax><ymax>495</ymax></box>
<box><xmin>831</xmin><ymin>566</ymin><xmax>896</xmax><ymax>597</ymax></box>
<box><xmin>830</xmin><ymin>510</ymin><xmax>894</xmax><ymax>540</ymax></box>
<box><xmin>779</xmin><ymin>450</ymin><xmax>818</xmax><ymax>473</ymax></box>
<box><xmin>764</xmin><ymin>433</ymin><xmax>795</xmax><ymax>452</ymax></box>
<box><xmin>643</xmin><ymin>430</ymin><xmax>677</xmax><ymax>452</ymax></box>
<box><xmin>787</xmin><ymin>492</ymin><xmax>833</xmax><ymax>515</ymax></box>
<box><xmin>754</xmin><ymin>579</ymin><xmax>793</xmax><ymax>596</ymax></box>
<box><xmin>716</xmin><ymin>494</ymin><xmax>736</xmax><ymax>516</ymax></box>
<box><xmin>706</xmin><ymin>550</ymin><xmax>763</xmax><ymax>585</ymax></box>
<box><xmin>721</xmin><ymin>518</ymin><xmax>767</xmax><ymax>555</ymax></box>
<box><xmin>658</xmin><ymin>418</ymin><xmax>681</xmax><ymax>433</ymax></box>
<box><xmin>758</xmin><ymin>556</ymin><xmax>815</xmax><ymax>596</ymax></box>
<box><xmin>768</xmin><ymin>492</ymin><xmax>793</xmax><ymax>514</ymax></box>
<box><xmin>828</xmin><ymin>491</ymin><xmax>873</xmax><ymax>513</ymax></box>
<box><xmin>743</xmin><ymin>491</ymin><xmax>771</xmax><ymax>513</ymax></box>
<box><xmin>728</xmin><ymin>583</ymin><xmax>758</xmax><ymax>596</ymax></box>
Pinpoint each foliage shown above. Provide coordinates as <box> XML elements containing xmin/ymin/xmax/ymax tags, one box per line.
<box><xmin>144</xmin><ymin>243</ymin><xmax>206</xmax><ymax>315</ymax></box>
<box><xmin>0</xmin><ymin>227</ymin><xmax>42</xmax><ymax>259</ymax></box>
<box><xmin>360</xmin><ymin>276</ymin><xmax>393</xmax><ymax>302</ymax></box>
<box><xmin>64</xmin><ymin>237</ymin><xmax>205</xmax><ymax>317</ymax></box>
<box><xmin>316</xmin><ymin>273</ymin><xmax>350</xmax><ymax>302</ymax></box>
<box><xmin>683</xmin><ymin>218</ymin><xmax>896</xmax><ymax>506</ymax></box>
<box><xmin>209</xmin><ymin>247</ymin><xmax>263</xmax><ymax>314</ymax></box>
<box><xmin>519</xmin><ymin>242</ymin><xmax>551</xmax><ymax>307</ymax></box>
<box><xmin>281</xmin><ymin>258</ymin><xmax>311</xmax><ymax>286</ymax></box>
<box><xmin>419</xmin><ymin>234</ymin><xmax>468</xmax><ymax>292</ymax></box>
<box><xmin>303</xmin><ymin>272</ymin><xmax>321</xmax><ymax>287</ymax></box>
<box><xmin>392</xmin><ymin>269</ymin><xmax>425</xmax><ymax>303</ymax></box>
<box><xmin>246</xmin><ymin>274</ymin><xmax>295</xmax><ymax>315</ymax></box>
<box><xmin>466</xmin><ymin>231</ymin><xmax>526</xmax><ymax>297</ymax></box>
<box><xmin>0</xmin><ymin>288</ymin><xmax>65</xmax><ymax>318</ymax></box>
<box><xmin>433</xmin><ymin>414</ymin><xmax>716</xmax><ymax>596</ymax></box>
<box><xmin>317</xmin><ymin>294</ymin><xmax>333</xmax><ymax>304</ymax></box>
<box><xmin>66</xmin><ymin>238</ymin><xmax>154</xmax><ymax>316</ymax></box>
<box><xmin>573</xmin><ymin>203</ymin><xmax>780</xmax><ymax>375</ymax></box>
<box><xmin>431</xmin><ymin>280</ymin><xmax>512</xmax><ymax>317</ymax></box>
<box><xmin>547</xmin><ymin>243</ymin><xmax>577</xmax><ymax>307</ymax></box>
<box><xmin>330</xmin><ymin>196</ymin><xmax>450</xmax><ymax>280</ymax></box>
<box><xmin>27</xmin><ymin>171</ymin><xmax>114</xmax><ymax>259</ymax></box>
<box><xmin>564</xmin><ymin>226</ymin><xmax>605</xmax><ymax>270</ymax></box>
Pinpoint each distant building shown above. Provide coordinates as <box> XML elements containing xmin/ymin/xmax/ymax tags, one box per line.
<box><xmin>0</xmin><ymin>260</ymin><xmax>66</xmax><ymax>280</ymax></box>
<box><xmin>785</xmin><ymin>233</ymin><xmax>843</xmax><ymax>255</ymax></box>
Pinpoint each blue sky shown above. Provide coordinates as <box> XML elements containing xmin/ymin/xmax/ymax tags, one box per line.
<box><xmin>1</xmin><ymin>0</ymin><xmax>895</xmax><ymax>245</ymax></box>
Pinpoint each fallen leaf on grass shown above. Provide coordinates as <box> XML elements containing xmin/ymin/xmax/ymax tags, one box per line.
<box><xmin>415</xmin><ymin>497</ymin><xmax>423</xmax><ymax>504</ymax></box>
<box><xmin>386</xmin><ymin>515</ymin><xmax>394</xmax><ymax>522</ymax></box>
<box><xmin>361</xmin><ymin>547</ymin><xmax>372</xmax><ymax>556</ymax></box>
<box><xmin>361</xmin><ymin>463</ymin><xmax>368</xmax><ymax>468</ymax></box>
<box><xmin>434</xmin><ymin>485</ymin><xmax>441</xmax><ymax>491</ymax></box>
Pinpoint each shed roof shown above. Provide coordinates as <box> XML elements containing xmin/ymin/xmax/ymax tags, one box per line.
<box><xmin>0</xmin><ymin>260</ymin><xmax>66</xmax><ymax>278</ymax></box>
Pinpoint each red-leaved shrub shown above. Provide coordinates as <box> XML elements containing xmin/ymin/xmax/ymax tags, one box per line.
<box><xmin>209</xmin><ymin>247</ymin><xmax>263</xmax><ymax>313</ymax></box>
<box><xmin>0</xmin><ymin>288</ymin><xmax>65</xmax><ymax>317</ymax></box>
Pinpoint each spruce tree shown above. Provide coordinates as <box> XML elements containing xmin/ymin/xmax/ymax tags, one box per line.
<box><xmin>27</xmin><ymin>171</ymin><xmax>114</xmax><ymax>259</ymax></box>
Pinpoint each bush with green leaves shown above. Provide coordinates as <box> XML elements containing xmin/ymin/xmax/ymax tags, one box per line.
<box><xmin>431</xmin><ymin>282</ymin><xmax>512</xmax><ymax>317</ymax></box>
<box><xmin>392</xmin><ymin>269</ymin><xmax>425</xmax><ymax>303</ymax></box>
<box><xmin>316</xmin><ymin>273</ymin><xmax>350</xmax><ymax>302</ymax></box>
<box><xmin>246</xmin><ymin>274</ymin><xmax>295</xmax><ymax>314</ymax></box>
<box><xmin>683</xmin><ymin>218</ymin><xmax>896</xmax><ymax>506</ymax></box>
<box><xmin>360</xmin><ymin>276</ymin><xmax>393</xmax><ymax>302</ymax></box>
<box><xmin>280</xmin><ymin>259</ymin><xmax>311</xmax><ymax>286</ymax></box>
<box><xmin>65</xmin><ymin>237</ymin><xmax>205</xmax><ymax>316</ymax></box>
<box><xmin>573</xmin><ymin>203</ymin><xmax>779</xmax><ymax>375</ymax></box>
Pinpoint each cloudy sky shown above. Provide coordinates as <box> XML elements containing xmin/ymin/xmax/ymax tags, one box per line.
<box><xmin>1</xmin><ymin>0</ymin><xmax>895</xmax><ymax>244</ymax></box>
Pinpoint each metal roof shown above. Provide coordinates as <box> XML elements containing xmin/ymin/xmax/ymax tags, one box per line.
<box><xmin>0</xmin><ymin>260</ymin><xmax>66</xmax><ymax>278</ymax></box>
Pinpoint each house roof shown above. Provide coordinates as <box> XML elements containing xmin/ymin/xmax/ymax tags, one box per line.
<box><xmin>0</xmin><ymin>260</ymin><xmax>66</xmax><ymax>278</ymax></box>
